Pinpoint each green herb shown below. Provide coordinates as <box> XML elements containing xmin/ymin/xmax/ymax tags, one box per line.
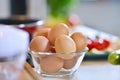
<box><xmin>46</xmin><ymin>0</ymin><xmax>79</xmax><ymax>18</ymax></box>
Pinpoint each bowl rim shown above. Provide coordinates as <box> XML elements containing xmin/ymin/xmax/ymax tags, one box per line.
<box><xmin>28</xmin><ymin>47</ymin><xmax>88</xmax><ymax>55</ymax></box>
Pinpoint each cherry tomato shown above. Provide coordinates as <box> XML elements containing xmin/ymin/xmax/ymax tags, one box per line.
<box><xmin>87</xmin><ymin>39</ymin><xmax>94</xmax><ymax>50</ymax></box>
<box><xmin>103</xmin><ymin>39</ymin><xmax>110</xmax><ymax>48</ymax></box>
<box><xmin>87</xmin><ymin>37</ymin><xmax>110</xmax><ymax>51</ymax></box>
<box><xmin>94</xmin><ymin>39</ymin><xmax>110</xmax><ymax>50</ymax></box>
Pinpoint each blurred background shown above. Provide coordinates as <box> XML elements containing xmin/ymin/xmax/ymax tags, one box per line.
<box><xmin>0</xmin><ymin>1</ymin><xmax>120</xmax><ymax>80</ymax></box>
<box><xmin>0</xmin><ymin>0</ymin><xmax>120</xmax><ymax>36</ymax></box>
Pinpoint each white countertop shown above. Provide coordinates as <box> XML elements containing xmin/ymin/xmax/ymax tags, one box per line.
<box><xmin>39</xmin><ymin>60</ymin><xmax>120</xmax><ymax>80</ymax></box>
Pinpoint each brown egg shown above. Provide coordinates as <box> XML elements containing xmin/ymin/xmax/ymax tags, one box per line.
<box><xmin>63</xmin><ymin>55</ymin><xmax>77</xmax><ymax>69</ymax></box>
<box><xmin>47</xmin><ymin>23</ymin><xmax>69</xmax><ymax>45</ymax></box>
<box><xmin>34</xmin><ymin>28</ymin><xmax>51</xmax><ymax>38</ymax></box>
<box><xmin>55</xmin><ymin>34</ymin><xmax>76</xmax><ymax>60</ymax></box>
<box><xmin>30</xmin><ymin>36</ymin><xmax>50</xmax><ymax>52</ymax></box>
<box><xmin>49</xmin><ymin>46</ymin><xmax>56</xmax><ymax>53</ymax></box>
<box><xmin>71</xmin><ymin>32</ymin><xmax>87</xmax><ymax>52</ymax></box>
<box><xmin>40</xmin><ymin>55</ymin><xmax>64</xmax><ymax>73</ymax></box>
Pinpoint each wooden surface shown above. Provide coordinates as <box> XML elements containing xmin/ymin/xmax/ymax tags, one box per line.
<box><xmin>18</xmin><ymin>60</ymin><xmax>120</xmax><ymax>80</ymax></box>
<box><xmin>19</xmin><ymin>69</ymin><xmax>34</xmax><ymax>80</ymax></box>
<box><xmin>18</xmin><ymin>62</ymin><xmax>41</xmax><ymax>80</ymax></box>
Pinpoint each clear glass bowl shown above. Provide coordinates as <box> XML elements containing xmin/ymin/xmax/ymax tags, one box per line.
<box><xmin>29</xmin><ymin>47</ymin><xmax>88</xmax><ymax>77</ymax></box>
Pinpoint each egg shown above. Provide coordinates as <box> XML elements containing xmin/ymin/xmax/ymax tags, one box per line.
<box><xmin>47</xmin><ymin>23</ymin><xmax>69</xmax><ymax>45</ymax></box>
<box><xmin>49</xmin><ymin>46</ymin><xmax>56</xmax><ymax>53</ymax></box>
<box><xmin>63</xmin><ymin>55</ymin><xmax>77</xmax><ymax>69</ymax></box>
<box><xmin>30</xmin><ymin>36</ymin><xmax>50</xmax><ymax>52</ymax></box>
<box><xmin>40</xmin><ymin>55</ymin><xmax>64</xmax><ymax>73</ymax></box>
<box><xmin>71</xmin><ymin>32</ymin><xmax>87</xmax><ymax>52</ymax></box>
<box><xmin>55</xmin><ymin>34</ymin><xmax>76</xmax><ymax>60</ymax></box>
<box><xmin>34</xmin><ymin>28</ymin><xmax>51</xmax><ymax>38</ymax></box>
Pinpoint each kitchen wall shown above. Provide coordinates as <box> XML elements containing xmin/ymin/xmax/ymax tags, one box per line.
<box><xmin>0</xmin><ymin>0</ymin><xmax>9</xmax><ymax>18</ymax></box>
<box><xmin>0</xmin><ymin>0</ymin><xmax>120</xmax><ymax>36</ymax></box>
<box><xmin>75</xmin><ymin>1</ymin><xmax>120</xmax><ymax>36</ymax></box>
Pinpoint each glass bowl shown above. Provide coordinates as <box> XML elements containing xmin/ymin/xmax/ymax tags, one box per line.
<box><xmin>29</xmin><ymin>47</ymin><xmax>88</xmax><ymax>77</ymax></box>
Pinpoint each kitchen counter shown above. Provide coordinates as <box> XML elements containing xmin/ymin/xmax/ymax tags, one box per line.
<box><xmin>18</xmin><ymin>60</ymin><xmax>120</xmax><ymax>80</ymax></box>
<box><xmin>18</xmin><ymin>25</ymin><xmax>120</xmax><ymax>80</ymax></box>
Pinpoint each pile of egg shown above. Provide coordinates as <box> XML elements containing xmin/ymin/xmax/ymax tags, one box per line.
<box><xmin>29</xmin><ymin>23</ymin><xmax>87</xmax><ymax>73</ymax></box>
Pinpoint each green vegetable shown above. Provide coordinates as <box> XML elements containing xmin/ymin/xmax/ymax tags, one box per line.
<box><xmin>108</xmin><ymin>53</ymin><xmax>120</xmax><ymax>65</ymax></box>
<box><xmin>46</xmin><ymin>0</ymin><xmax>79</xmax><ymax>18</ymax></box>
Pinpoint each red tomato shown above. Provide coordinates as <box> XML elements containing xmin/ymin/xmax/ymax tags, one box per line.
<box><xmin>94</xmin><ymin>39</ymin><xmax>110</xmax><ymax>50</ymax></box>
<box><xmin>103</xmin><ymin>39</ymin><xmax>110</xmax><ymax>48</ymax></box>
<box><xmin>87</xmin><ymin>39</ymin><xmax>94</xmax><ymax>50</ymax></box>
<box><xmin>87</xmin><ymin>37</ymin><xmax>110</xmax><ymax>51</ymax></box>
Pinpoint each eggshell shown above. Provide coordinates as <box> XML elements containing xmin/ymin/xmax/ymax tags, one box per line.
<box><xmin>55</xmin><ymin>34</ymin><xmax>76</xmax><ymax>60</ymax></box>
<box><xmin>47</xmin><ymin>23</ymin><xmax>69</xmax><ymax>45</ymax></box>
<box><xmin>40</xmin><ymin>55</ymin><xmax>64</xmax><ymax>73</ymax></box>
<box><xmin>34</xmin><ymin>28</ymin><xmax>51</xmax><ymax>38</ymax></box>
<box><xmin>71</xmin><ymin>32</ymin><xmax>87</xmax><ymax>52</ymax></box>
<box><xmin>63</xmin><ymin>55</ymin><xmax>77</xmax><ymax>69</ymax></box>
<box><xmin>30</xmin><ymin>36</ymin><xmax>50</xmax><ymax>52</ymax></box>
<box><xmin>49</xmin><ymin>46</ymin><xmax>56</xmax><ymax>53</ymax></box>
